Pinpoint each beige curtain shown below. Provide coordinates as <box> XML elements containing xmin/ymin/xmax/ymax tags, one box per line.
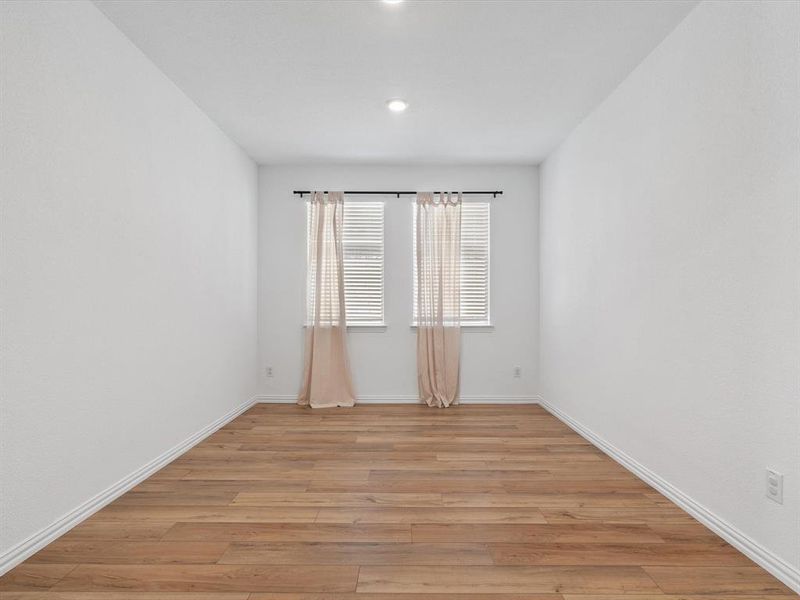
<box><xmin>415</xmin><ymin>192</ymin><xmax>461</xmax><ymax>408</ymax></box>
<box><xmin>298</xmin><ymin>192</ymin><xmax>356</xmax><ymax>408</ymax></box>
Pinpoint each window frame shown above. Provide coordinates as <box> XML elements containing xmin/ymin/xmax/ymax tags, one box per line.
<box><xmin>305</xmin><ymin>198</ymin><xmax>386</xmax><ymax>329</ymax></box>
<box><xmin>411</xmin><ymin>199</ymin><xmax>492</xmax><ymax>328</ymax></box>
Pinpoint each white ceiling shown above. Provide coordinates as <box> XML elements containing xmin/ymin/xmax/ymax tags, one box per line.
<box><xmin>94</xmin><ymin>0</ymin><xmax>697</xmax><ymax>165</ymax></box>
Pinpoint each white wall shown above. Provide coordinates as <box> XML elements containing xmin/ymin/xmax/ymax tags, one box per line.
<box><xmin>0</xmin><ymin>0</ymin><xmax>258</xmax><ymax>563</ymax></box>
<box><xmin>540</xmin><ymin>0</ymin><xmax>799</xmax><ymax>581</ymax></box>
<box><xmin>258</xmin><ymin>165</ymin><xmax>538</xmax><ymax>401</ymax></box>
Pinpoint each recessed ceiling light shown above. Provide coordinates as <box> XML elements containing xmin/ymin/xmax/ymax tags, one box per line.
<box><xmin>382</xmin><ymin>0</ymin><xmax>403</xmax><ymax>4</ymax></box>
<box><xmin>386</xmin><ymin>99</ymin><xmax>409</xmax><ymax>113</ymax></box>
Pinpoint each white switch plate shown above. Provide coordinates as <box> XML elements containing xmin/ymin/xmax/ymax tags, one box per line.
<box><xmin>766</xmin><ymin>469</ymin><xmax>783</xmax><ymax>504</ymax></box>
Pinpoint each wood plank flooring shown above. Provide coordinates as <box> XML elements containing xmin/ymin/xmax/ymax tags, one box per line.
<box><xmin>1</xmin><ymin>404</ymin><xmax>794</xmax><ymax>598</ymax></box>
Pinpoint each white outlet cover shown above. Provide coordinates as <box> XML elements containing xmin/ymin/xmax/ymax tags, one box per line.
<box><xmin>766</xmin><ymin>469</ymin><xmax>783</xmax><ymax>504</ymax></box>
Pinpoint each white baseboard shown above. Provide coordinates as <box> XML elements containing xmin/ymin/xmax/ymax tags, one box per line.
<box><xmin>0</xmin><ymin>396</ymin><xmax>258</xmax><ymax>577</ymax></box>
<box><xmin>539</xmin><ymin>398</ymin><xmax>800</xmax><ymax>594</ymax></box>
<box><xmin>255</xmin><ymin>394</ymin><xmax>539</xmax><ymax>405</ymax></box>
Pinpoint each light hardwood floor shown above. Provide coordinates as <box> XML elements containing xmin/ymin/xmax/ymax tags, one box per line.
<box><xmin>1</xmin><ymin>404</ymin><xmax>794</xmax><ymax>598</ymax></box>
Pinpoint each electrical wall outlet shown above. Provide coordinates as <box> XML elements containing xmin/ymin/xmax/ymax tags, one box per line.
<box><xmin>766</xmin><ymin>469</ymin><xmax>783</xmax><ymax>504</ymax></box>
<box><xmin>266</xmin><ymin>366</ymin><xmax>274</xmax><ymax>378</ymax></box>
<box><xmin>513</xmin><ymin>366</ymin><xmax>521</xmax><ymax>378</ymax></box>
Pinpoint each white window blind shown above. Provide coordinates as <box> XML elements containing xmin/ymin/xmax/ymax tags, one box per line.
<box><xmin>413</xmin><ymin>201</ymin><xmax>490</xmax><ymax>325</ymax></box>
<box><xmin>306</xmin><ymin>200</ymin><xmax>385</xmax><ymax>326</ymax></box>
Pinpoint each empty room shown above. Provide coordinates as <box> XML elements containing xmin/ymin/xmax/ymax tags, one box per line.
<box><xmin>1</xmin><ymin>0</ymin><xmax>798</xmax><ymax>597</ymax></box>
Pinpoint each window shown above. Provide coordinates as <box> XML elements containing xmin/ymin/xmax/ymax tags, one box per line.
<box><xmin>306</xmin><ymin>200</ymin><xmax>385</xmax><ymax>326</ymax></box>
<box><xmin>413</xmin><ymin>201</ymin><xmax>490</xmax><ymax>326</ymax></box>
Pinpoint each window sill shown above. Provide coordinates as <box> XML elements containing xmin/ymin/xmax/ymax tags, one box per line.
<box><xmin>410</xmin><ymin>323</ymin><xmax>494</xmax><ymax>331</ymax></box>
<box><xmin>303</xmin><ymin>323</ymin><xmax>387</xmax><ymax>332</ymax></box>
<box><xmin>348</xmin><ymin>323</ymin><xmax>387</xmax><ymax>332</ymax></box>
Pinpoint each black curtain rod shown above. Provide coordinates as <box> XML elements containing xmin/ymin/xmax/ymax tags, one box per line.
<box><xmin>293</xmin><ymin>190</ymin><xmax>503</xmax><ymax>198</ymax></box>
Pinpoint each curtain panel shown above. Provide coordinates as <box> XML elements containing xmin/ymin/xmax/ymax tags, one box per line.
<box><xmin>415</xmin><ymin>192</ymin><xmax>462</xmax><ymax>408</ymax></box>
<box><xmin>298</xmin><ymin>191</ymin><xmax>356</xmax><ymax>408</ymax></box>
